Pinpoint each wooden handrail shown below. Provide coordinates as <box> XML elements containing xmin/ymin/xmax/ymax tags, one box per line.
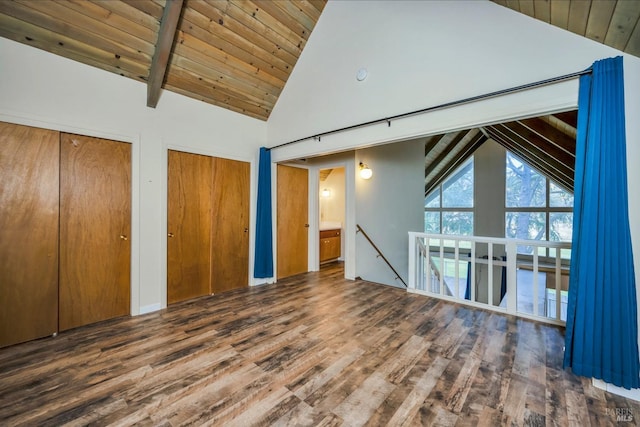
<box><xmin>356</xmin><ymin>224</ymin><xmax>407</xmax><ymax>287</ymax></box>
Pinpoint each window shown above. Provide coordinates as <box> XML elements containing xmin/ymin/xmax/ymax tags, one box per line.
<box><xmin>505</xmin><ymin>153</ymin><xmax>573</xmax><ymax>257</ymax></box>
<box><xmin>425</xmin><ymin>157</ymin><xmax>474</xmax><ymax>235</ymax></box>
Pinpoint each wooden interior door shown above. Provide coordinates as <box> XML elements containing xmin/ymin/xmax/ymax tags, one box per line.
<box><xmin>211</xmin><ymin>157</ymin><xmax>250</xmax><ymax>293</ymax></box>
<box><xmin>0</xmin><ymin>122</ymin><xmax>60</xmax><ymax>347</ymax></box>
<box><xmin>277</xmin><ymin>164</ymin><xmax>309</xmax><ymax>279</ymax></box>
<box><xmin>59</xmin><ymin>133</ymin><xmax>131</xmax><ymax>331</ymax></box>
<box><xmin>167</xmin><ymin>150</ymin><xmax>212</xmax><ymax>304</ymax></box>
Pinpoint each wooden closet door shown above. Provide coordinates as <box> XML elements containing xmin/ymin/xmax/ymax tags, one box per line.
<box><xmin>0</xmin><ymin>122</ymin><xmax>59</xmax><ymax>347</ymax></box>
<box><xmin>167</xmin><ymin>150</ymin><xmax>212</xmax><ymax>304</ymax></box>
<box><xmin>59</xmin><ymin>133</ymin><xmax>131</xmax><ymax>331</ymax></box>
<box><xmin>210</xmin><ymin>157</ymin><xmax>250</xmax><ymax>293</ymax></box>
<box><xmin>277</xmin><ymin>165</ymin><xmax>309</xmax><ymax>279</ymax></box>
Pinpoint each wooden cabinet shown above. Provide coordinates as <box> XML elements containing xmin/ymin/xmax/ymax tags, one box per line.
<box><xmin>0</xmin><ymin>122</ymin><xmax>131</xmax><ymax>347</ymax></box>
<box><xmin>320</xmin><ymin>229</ymin><xmax>341</xmax><ymax>263</ymax></box>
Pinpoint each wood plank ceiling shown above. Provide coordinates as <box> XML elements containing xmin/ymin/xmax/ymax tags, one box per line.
<box><xmin>0</xmin><ymin>0</ymin><xmax>327</xmax><ymax>121</ymax></box>
<box><xmin>491</xmin><ymin>0</ymin><xmax>640</xmax><ymax>57</ymax></box>
<box><xmin>0</xmin><ymin>1</ymin><xmax>637</xmax><ymax>121</ymax></box>
<box><xmin>425</xmin><ymin>111</ymin><xmax>577</xmax><ymax>196</ymax></box>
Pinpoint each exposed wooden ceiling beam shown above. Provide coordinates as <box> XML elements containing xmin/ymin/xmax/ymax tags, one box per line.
<box><xmin>425</xmin><ymin>131</ymin><xmax>487</xmax><ymax>196</ymax></box>
<box><xmin>517</xmin><ymin>117</ymin><xmax>576</xmax><ymax>157</ymax></box>
<box><xmin>484</xmin><ymin>124</ymin><xmax>574</xmax><ymax>192</ymax></box>
<box><xmin>147</xmin><ymin>0</ymin><xmax>184</xmax><ymax>108</ymax></box>
<box><xmin>424</xmin><ymin>134</ymin><xmax>445</xmax><ymax>158</ymax></box>
<box><xmin>500</xmin><ymin>121</ymin><xmax>575</xmax><ymax>170</ymax></box>
<box><xmin>539</xmin><ymin>114</ymin><xmax>577</xmax><ymax>139</ymax></box>
<box><xmin>425</xmin><ymin>131</ymin><xmax>468</xmax><ymax>177</ymax></box>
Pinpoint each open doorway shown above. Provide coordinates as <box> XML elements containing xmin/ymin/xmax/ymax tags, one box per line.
<box><xmin>319</xmin><ymin>167</ymin><xmax>345</xmax><ymax>264</ymax></box>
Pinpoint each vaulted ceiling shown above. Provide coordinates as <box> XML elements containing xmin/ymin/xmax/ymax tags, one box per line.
<box><xmin>491</xmin><ymin>0</ymin><xmax>640</xmax><ymax>57</ymax></box>
<box><xmin>425</xmin><ymin>110</ymin><xmax>577</xmax><ymax>196</ymax></box>
<box><xmin>0</xmin><ymin>1</ymin><xmax>637</xmax><ymax>122</ymax></box>
<box><xmin>0</xmin><ymin>0</ymin><xmax>326</xmax><ymax>121</ymax></box>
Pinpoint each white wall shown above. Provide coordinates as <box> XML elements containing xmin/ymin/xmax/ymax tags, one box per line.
<box><xmin>267</xmin><ymin>0</ymin><xmax>640</xmax><ymax>396</ymax></box>
<box><xmin>268</xmin><ymin>0</ymin><xmax>631</xmax><ymax>160</ymax></box>
<box><xmin>474</xmin><ymin>140</ymin><xmax>507</xmax><ymax>238</ymax></box>
<box><xmin>355</xmin><ymin>140</ymin><xmax>424</xmax><ymax>287</ymax></box>
<box><xmin>320</xmin><ymin>167</ymin><xmax>345</xmax><ymax>226</ymax></box>
<box><xmin>0</xmin><ymin>38</ymin><xmax>267</xmax><ymax>315</ymax></box>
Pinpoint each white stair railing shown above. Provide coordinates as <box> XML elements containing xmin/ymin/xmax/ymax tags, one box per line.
<box><xmin>408</xmin><ymin>232</ymin><xmax>571</xmax><ymax>325</ymax></box>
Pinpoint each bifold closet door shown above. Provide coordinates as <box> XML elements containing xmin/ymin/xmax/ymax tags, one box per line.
<box><xmin>167</xmin><ymin>150</ymin><xmax>213</xmax><ymax>304</ymax></box>
<box><xmin>59</xmin><ymin>133</ymin><xmax>131</xmax><ymax>331</ymax></box>
<box><xmin>0</xmin><ymin>122</ymin><xmax>59</xmax><ymax>348</ymax></box>
<box><xmin>277</xmin><ymin>164</ymin><xmax>309</xmax><ymax>279</ymax></box>
<box><xmin>210</xmin><ymin>157</ymin><xmax>250</xmax><ymax>293</ymax></box>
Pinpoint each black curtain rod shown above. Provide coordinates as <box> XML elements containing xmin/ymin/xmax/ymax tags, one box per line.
<box><xmin>268</xmin><ymin>68</ymin><xmax>591</xmax><ymax>151</ymax></box>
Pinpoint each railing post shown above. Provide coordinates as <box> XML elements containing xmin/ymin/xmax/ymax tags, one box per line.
<box><xmin>555</xmin><ymin>249</ymin><xmax>562</xmax><ymax>320</ymax></box>
<box><xmin>488</xmin><ymin>242</ymin><xmax>494</xmax><ymax>307</ymax></box>
<box><xmin>533</xmin><ymin>248</ymin><xmax>539</xmax><ymax>317</ymax></box>
<box><xmin>506</xmin><ymin>240</ymin><xmax>518</xmax><ymax>315</ymax></box>
<box><xmin>439</xmin><ymin>239</ymin><xmax>445</xmax><ymax>296</ymax></box>
<box><xmin>470</xmin><ymin>241</ymin><xmax>476</xmax><ymax>302</ymax></box>
<box><xmin>454</xmin><ymin>240</ymin><xmax>460</xmax><ymax>298</ymax></box>
<box><xmin>426</xmin><ymin>237</ymin><xmax>432</xmax><ymax>293</ymax></box>
<box><xmin>408</xmin><ymin>232</ymin><xmax>416</xmax><ymax>290</ymax></box>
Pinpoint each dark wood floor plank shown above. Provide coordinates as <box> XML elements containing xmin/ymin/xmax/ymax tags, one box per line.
<box><xmin>1</xmin><ymin>262</ymin><xmax>640</xmax><ymax>425</ymax></box>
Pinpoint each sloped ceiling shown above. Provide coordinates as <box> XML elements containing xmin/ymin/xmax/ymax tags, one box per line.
<box><xmin>0</xmin><ymin>1</ymin><xmax>637</xmax><ymax>123</ymax></box>
<box><xmin>425</xmin><ymin>111</ymin><xmax>577</xmax><ymax>196</ymax></box>
<box><xmin>490</xmin><ymin>0</ymin><xmax>640</xmax><ymax>57</ymax></box>
<box><xmin>0</xmin><ymin>0</ymin><xmax>327</xmax><ymax>121</ymax></box>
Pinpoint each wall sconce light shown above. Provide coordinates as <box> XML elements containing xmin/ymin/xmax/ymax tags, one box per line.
<box><xmin>321</xmin><ymin>188</ymin><xmax>331</xmax><ymax>198</ymax></box>
<box><xmin>359</xmin><ymin>162</ymin><xmax>373</xmax><ymax>180</ymax></box>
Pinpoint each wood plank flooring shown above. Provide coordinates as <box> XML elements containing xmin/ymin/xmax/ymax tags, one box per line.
<box><xmin>1</xmin><ymin>262</ymin><xmax>639</xmax><ymax>426</ymax></box>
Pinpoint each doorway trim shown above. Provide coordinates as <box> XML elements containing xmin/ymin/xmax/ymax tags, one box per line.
<box><xmin>309</xmin><ymin>159</ymin><xmax>356</xmax><ymax>279</ymax></box>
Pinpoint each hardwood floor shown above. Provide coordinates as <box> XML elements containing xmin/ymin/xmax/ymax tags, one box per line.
<box><xmin>1</xmin><ymin>262</ymin><xmax>639</xmax><ymax>426</ymax></box>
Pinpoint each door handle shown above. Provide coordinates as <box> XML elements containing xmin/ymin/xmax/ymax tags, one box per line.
<box><xmin>120</xmin><ymin>235</ymin><xmax>128</xmax><ymax>241</ymax></box>
<box><xmin>168</xmin><ymin>233</ymin><xmax>174</xmax><ymax>238</ymax></box>
<box><xmin>304</xmin><ymin>224</ymin><xmax>309</xmax><ymax>228</ymax></box>
<box><xmin>244</xmin><ymin>228</ymin><xmax>248</xmax><ymax>233</ymax></box>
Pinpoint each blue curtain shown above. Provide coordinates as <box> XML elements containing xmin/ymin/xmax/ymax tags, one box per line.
<box><xmin>563</xmin><ymin>56</ymin><xmax>639</xmax><ymax>389</ymax></box>
<box><xmin>254</xmin><ymin>147</ymin><xmax>274</xmax><ymax>278</ymax></box>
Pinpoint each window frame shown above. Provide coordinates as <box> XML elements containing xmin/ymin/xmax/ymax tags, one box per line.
<box><xmin>504</xmin><ymin>152</ymin><xmax>573</xmax><ymax>260</ymax></box>
<box><xmin>425</xmin><ymin>157</ymin><xmax>474</xmax><ymax>236</ymax></box>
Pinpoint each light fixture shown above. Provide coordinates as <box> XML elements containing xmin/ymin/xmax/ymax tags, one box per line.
<box><xmin>356</xmin><ymin>68</ymin><xmax>368</xmax><ymax>81</ymax></box>
<box><xmin>359</xmin><ymin>162</ymin><xmax>372</xmax><ymax>180</ymax></box>
<box><xmin>321</xmin><ymin>188</ymin><xmax>331</xmax><ymax>198</ymax></box>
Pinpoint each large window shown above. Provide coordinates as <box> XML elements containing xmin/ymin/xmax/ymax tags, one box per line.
<box><xmin>425</xmin><ymin>157</ymin><xmax>474</xmax><ymax>235</ymax></box>
<box><xmin>505</xmin><ymin>153</ymin><xmax>573</xmax><ymax>257</ymax></box>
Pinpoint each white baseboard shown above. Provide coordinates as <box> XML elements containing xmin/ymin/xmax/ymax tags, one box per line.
<box><xmin>139</xmin><ymin>303</ymin><xmax>162</xmax><ymax>315</ymax></box>
<box><xmin>593</xmin><ymin>378</ymin><xmax>640</xmax><ymax>401</ymax></box>
<box><xmin>252</xmin><ymin>277</ymin><xmax>275</xmax><ymax>286</ymax></box>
